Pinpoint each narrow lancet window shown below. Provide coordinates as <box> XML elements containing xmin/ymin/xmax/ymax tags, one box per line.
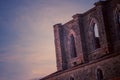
<box><xmin>70</xmin><ymin>34</ymin><xmax>77</xmax><ymax>58</ymax></box>
<box><xmin>97</xmin><ymin>69</ymin><xmax>103</xmax><ymax>80</ymax></box>
<box><xmin>115</xmin><ymin>8</ymin><xmax>120</xmax><ymax>40</ymax></box>
<box><xmin>94</xmin><ymin>23</ymin><xmax>100</xmax><ymax>49</ymax></box>
<box><xmin>117</xmin><ymin>10</ymin><xmax>120</xmax><ymax>39</ymax></box>
<box><xmin>117</xmin><ymin>10</ymin><xmax>120</xmax><ymax>24</ymax></box>
<box><xmin>70</xmin><ymin>76</ymin><xmax>74</xmax><ymax>80</ymax></box>
<box><xmin>94</xmin><ymin>24</ymin><xmax>99</xmax><ymax>37</ymax></box>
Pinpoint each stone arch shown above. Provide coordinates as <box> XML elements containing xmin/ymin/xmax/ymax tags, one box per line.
<box><xmin>70</xmin><ymin>76</ymin><xmax>74</xmax><ymax>80</ymax></box>
<box><xmin>68</xmin><ymin>30</ymin><xmax>77</xmax><ymax>58</ymax></box>
<box><xmin>89</xmin><ymin>18</ymin><xmax>101</xmax><ymax>50</ymax></box>
<box><xmin>69</xmin><ymin>29</ymin><xmax>76</xmax><ymax>38</ymax></box>
<box><xmin>95</xmin><ymin>66</ymin><xmax>104</xmax><ymax>80</ymax></box>
<box><xmin>96</xmin><ymin>68</ymin><xmax>104</xmax><ymax>80</ymax></box>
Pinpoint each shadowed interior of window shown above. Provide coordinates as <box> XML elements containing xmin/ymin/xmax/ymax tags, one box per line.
<box><xmin>97</xmin><ymin>69</ymin><xmax>103</xmax><ymax>80</ymax></box>
<box><xmin>70</xmin><ymin>34</ymin><xmax>77</xmax><ymax>58</ymax></box>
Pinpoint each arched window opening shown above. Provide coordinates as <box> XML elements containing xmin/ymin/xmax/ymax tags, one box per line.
<box><xmin>70</xmin><ymin>34</ymin><xmax>77</xmax><ymax>58</ymax></box>
<box><xmin>94</xmin><ymin>24</ymin><xmax>100</xmax><ymax>37</ymax></box>
<box><xmin>97</xmin><ymin>69</ymin><xmax>103</xmax><ymax>80</ymax></box>
<box><xmin>73</xmin><ymin>62</ymin><xmax>77</xmax><ymax>66</ymax></box>
<box><xmin>115</xmin><ymin>8</ymin><xmax>120</xmax><ymax>40</ymax></box>
<box><xmin>93</xmin><ymin>23</ymin><xmax>100</xmax><ymax>49</ymax></box>
<box><xmin>70</xmin><ymin>76</ymin><xmax>74</xmax><ymax>80</ymax></box>
<box><xmin>117</xmin><ymin>10</ymin><xmax>120</xmax><ymax>39</ymax></box>
<box><xmin>117</xmin><ymin>10</ymin><xmax>120</xmax><ymax>24</ymax></box>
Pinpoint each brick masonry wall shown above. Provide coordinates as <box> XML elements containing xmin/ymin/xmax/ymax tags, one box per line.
<box><xmin>40</xmin><ymin>53</ymin><xmax>120</xmax><ymax>80</ymax></box>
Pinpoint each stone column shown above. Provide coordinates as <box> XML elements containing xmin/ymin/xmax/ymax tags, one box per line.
<box><xmin>53</xmin><ymin>23</ymin><xmax>64</xmax><ymax>71</ymax></box>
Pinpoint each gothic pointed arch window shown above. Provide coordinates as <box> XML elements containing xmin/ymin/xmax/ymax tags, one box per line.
<box><xmin>93</xmin><ymin>23</ymin><xmax>100</xmax><ymax>49</ymax></box>
<box><xmin>70</xmin><ymin>34</ymin><xmax>77</xmax><ymax>58</ymax></box>
<box><xmin>70</xmin><ymin>76</ymin><xmax>74</xmax><ymax>80</ymax></box>
<box><xmin>89</xmin><ymin>18</ymin><xmax>101</xmax><ymax>51</ymax></box>
<box><xmin>115</xmin><ymin>5</ymin><xmax>120</xmax><ymax>40</ymax></box>
<box><xmin>117</xmin><ymin>10</ymin><xmax>120</xmax><ymax>24</ymax></box>
<box><xmin>96</xmin><ymin>69</ymin><xmax>103</xmax><ymax>80</ymax></box>
<box><xmin>117</xmin><ymin>10</ymin><xmax>120</xmax><ymax>39</ymax></box>
<box><xmin>116</xmin><ymin>5</ymin><xmax>120</xmax><ymax>24</ymax></box>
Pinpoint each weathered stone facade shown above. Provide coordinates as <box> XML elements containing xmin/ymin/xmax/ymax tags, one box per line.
<box><xmin>40</xmin><ymin>0</ymin><xmax>120</xmax><ymax>80</ymax></box>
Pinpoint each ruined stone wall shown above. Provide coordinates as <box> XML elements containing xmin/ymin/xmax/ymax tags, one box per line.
<box><xmin>54</xmin><ymin>15</ymin><xmax>85</xmax><ymax>70</ymax></box>
<box><xmin>62</xmin><ymin>17</ymin><xmax>84</xmax><ymax>68</ymax></box>
<box><xmin>54</xmin><ymin>24</ymin><xmax>68</xmax><ymax>70</ymax></box>
<box><xmin>102</xmin><ymin>0</ymin><xmax>120</xmax><ymax>53</ymax></box>
<box><xmin>53</xmin><ymin>0</ymin><xmax>120</xmax><ymax>71</ymax></box>
<box><xmin>82</xmin><ymin>4</ymin><xmax>109</xmax><ymax>61</ymax></box>
<box><xmin>41</xmin><ymin>53</ymin><xmax>120</xmax><ymax>80</ymax></box>
<box><xmin>41</xmin><ymin>0</ymin><xmax>120</xmax><ymax>80</ymax></box>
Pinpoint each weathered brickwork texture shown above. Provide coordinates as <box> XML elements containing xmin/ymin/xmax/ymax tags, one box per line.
<box><xmin>40</xmin><ymin>0</ymin><xmax>120</xmax><ymax>80</ymax></box>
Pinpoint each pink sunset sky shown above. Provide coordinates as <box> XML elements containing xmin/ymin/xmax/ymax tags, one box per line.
<box><xmin>0</xmin><ymin>0</ymin><xmax>98</xmax><ymax>80</ymax></box>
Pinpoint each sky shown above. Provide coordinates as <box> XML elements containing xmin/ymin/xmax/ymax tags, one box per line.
<box><xmin>0</xmin><ymin>0</ymin><xmax>98</xmax><ymax>80</ymax></box>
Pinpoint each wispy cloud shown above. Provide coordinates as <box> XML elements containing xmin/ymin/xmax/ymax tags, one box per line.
<box><xmin>0</xmin><ymin>0</ymin><xmax>98</xmax><ymax>80</ymax></box>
